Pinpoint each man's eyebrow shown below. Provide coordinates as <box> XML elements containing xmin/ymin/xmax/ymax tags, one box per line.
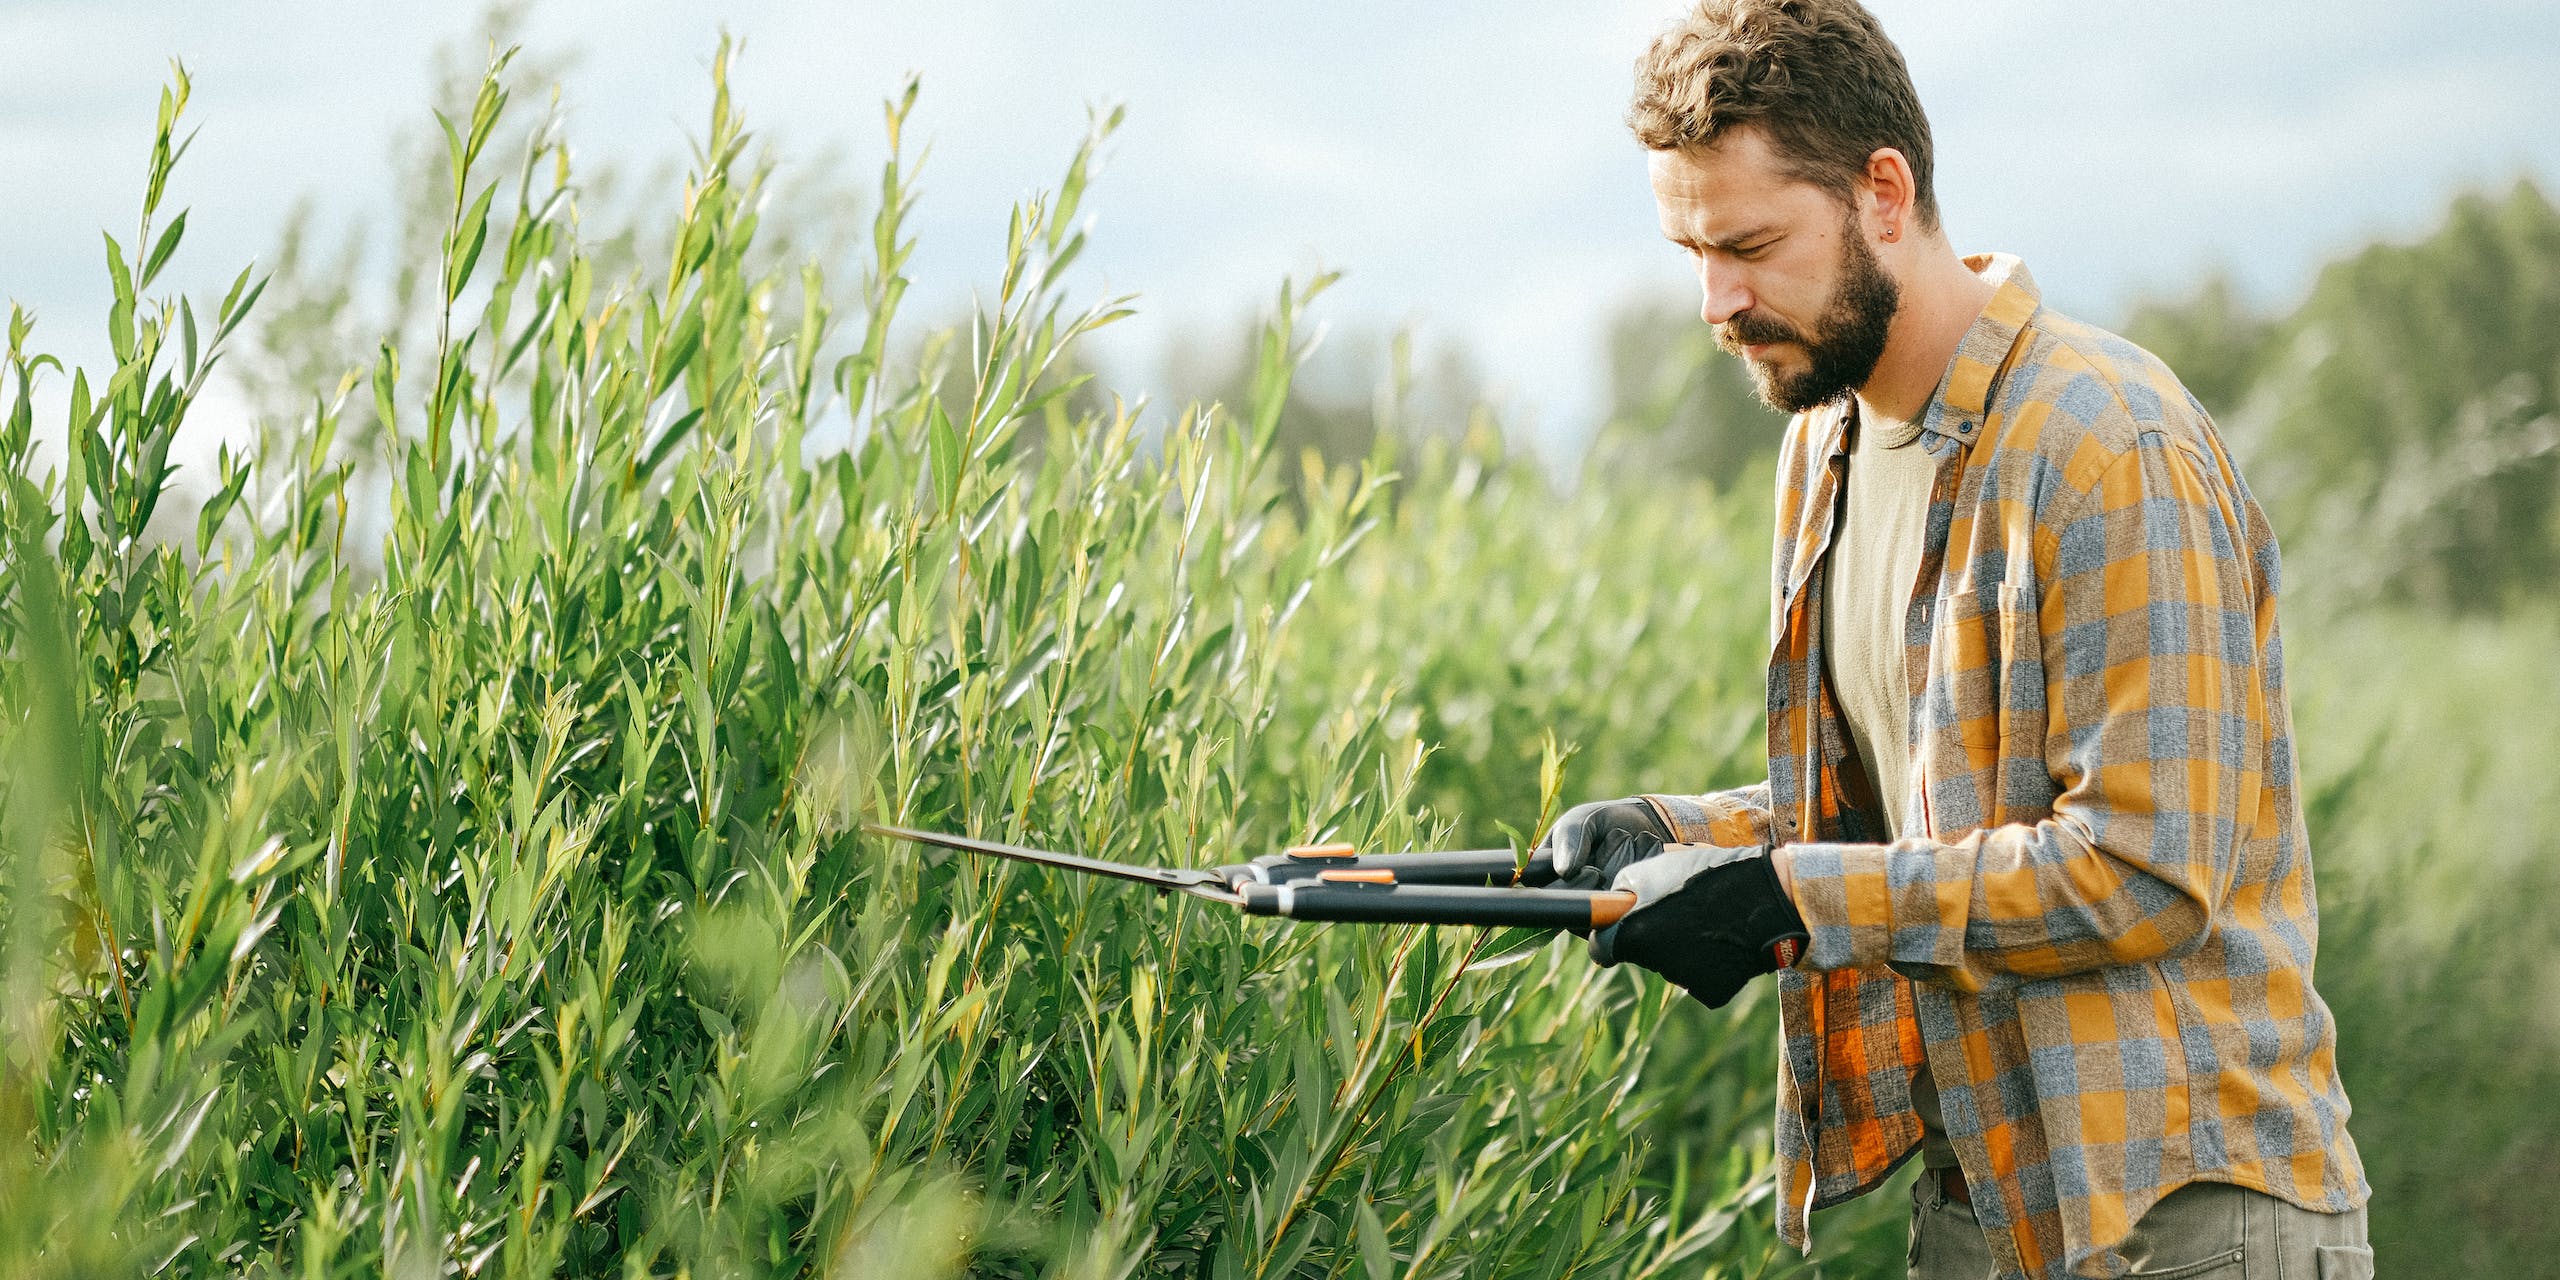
<box><xmin>1666</xmin><ymin>225</ymin><xmax>1781</xmax><ymax>252</ymax></box>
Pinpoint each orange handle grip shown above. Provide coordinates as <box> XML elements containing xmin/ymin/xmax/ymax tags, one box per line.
<box><xmin>1589</xmin><ymin>891</ymin><xmax>1639</xmax><ymax>929</ymax></box>
<box><xmin>1316</xmin><ymin>868</ymin><xmax>1397</xmax><ymax>884</ymax></box>
<box><xmin>1282</xmin><ymin>842</ymin><xmax>1359</xmax><ymax>861</ymax></box>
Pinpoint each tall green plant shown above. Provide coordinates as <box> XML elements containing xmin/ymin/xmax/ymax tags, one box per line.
<box><xmin>2</xmin><ymin>48</ymin><xmax>1798</xmax><ymax>1279</ymax></box>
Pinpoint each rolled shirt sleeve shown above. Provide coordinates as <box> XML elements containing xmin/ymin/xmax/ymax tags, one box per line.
<box><xmin>1641</xmin><ymin>783</ymin><xmax>1776</xmax><ymax>852</ymax></box>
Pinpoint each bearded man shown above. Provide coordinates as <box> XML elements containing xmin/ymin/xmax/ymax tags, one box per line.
<box><xmin>1538</xmin><ymin>3</ymin><xmax>2372</xmax><ymax>1277</ymax></box>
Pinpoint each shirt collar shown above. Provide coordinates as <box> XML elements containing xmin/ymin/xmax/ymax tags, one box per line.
<box><xmin>1922</xmin><ymin>253</ymin><xmax>2041</xmax><ymax>452</ymax></box>
<box><xmin>1814</xmin><ymin>253</ymin><xmax>2042</xmax><ymax>463</ymax></box>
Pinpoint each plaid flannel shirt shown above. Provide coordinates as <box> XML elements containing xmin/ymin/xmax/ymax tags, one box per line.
<box><xmin>1642</xmin><ymin>256</ymin><xmax>2365</xmax><ymax>1279</ymax></box>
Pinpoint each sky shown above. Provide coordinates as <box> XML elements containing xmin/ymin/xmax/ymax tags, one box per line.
<box><xmin>2</xmin><ymin>0</ymin><xmax>2554</xmax><ymax>460</ymax></box>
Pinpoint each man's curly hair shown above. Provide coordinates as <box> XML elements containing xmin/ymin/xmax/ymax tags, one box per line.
<box><xmin>1629</xmin><ymin>0</ymin><xmax>1940</xmax><ymax>230</ymax></box>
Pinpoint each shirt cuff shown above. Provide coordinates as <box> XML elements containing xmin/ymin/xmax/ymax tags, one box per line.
<box><xmin>1639</xmin><ymin>789</ymin><xmax>1774</xmax><ymax>850</ymax></box>
<box><xmin>1780</xmin><ymin>839</ymin><xmax>1980</xmax><ymax>988</ymax></box>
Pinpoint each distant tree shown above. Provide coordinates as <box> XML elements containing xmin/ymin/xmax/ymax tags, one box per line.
<box><xmin>1155</xmin><ymin>310</ymin><xmax>1500</xmax><ymax>469</ymax></box>
<box><xmin>2225</xmin><ymin>180</ymin><xmax>2560</xmax><ymax>609</ymax></box>
<box><xmin>2122</xmin><ymin>273</ymin><xmax>2277</xmax><ymax>420</ymax></box>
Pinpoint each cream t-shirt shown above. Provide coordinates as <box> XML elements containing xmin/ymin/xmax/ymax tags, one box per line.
<box><xmin>1821</xmin><ymin>404</ymin><xmax>1960</xmax><ymax>1171</ymax></box>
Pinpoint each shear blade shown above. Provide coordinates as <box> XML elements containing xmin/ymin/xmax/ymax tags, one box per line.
<box><xmin>863</xmin><ymin>822</ymin><xmax>1235</xmax><ymax>897</ymax></box>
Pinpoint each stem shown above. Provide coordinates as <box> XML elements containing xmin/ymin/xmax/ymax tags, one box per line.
<box><xmin>1254</xmin><ymin>925</ymin><xmax>1497</xmax><ymax>1273</ymax></box>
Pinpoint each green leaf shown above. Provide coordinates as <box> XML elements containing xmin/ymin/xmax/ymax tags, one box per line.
<box><xmin>447</xmin><ymin>183</ymin><xmax>498</xmax><ymax>301</ymax></box>
<box><xmin>928</xmin><ymin>400</ymin><xmax>961</xmax><ymax>510</ymax></box>
<box><xmin>370</xmin><ymin>342</ymin><xmax>398</xmax><ymax>434</ymax></box>
<box><xmin>141</xmin><ymin>208</ymin><xmax>188</xmax><ymax>288</ymax></box>
<box><xmin>103</xmin><ymin>232</ymin><xmax>136</xmax><ymax>357</ymax></box>
<box><xmin>434</xmin><ymin>109</ymin><xmax>465</xmax><ymax>185</ymax></box>
<box><xmin>637</xmin><ymin>407</ymin><xmax>703</xmax><ymax>480</ymax></box>
<box><xmin>652</xmin><ymin>306</ymin><xmax>703</xmax><ymax>389</ymax></box>
<box><xmin>1356</xmin><ymin>1197</ymin><xmax>1395</xmax><ymax>1280</ymax></box>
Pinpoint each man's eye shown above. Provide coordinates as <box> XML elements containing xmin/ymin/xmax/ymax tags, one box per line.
<box><xmin>1734</xmin><ymin>242</ymin><xmax>1772</xmax><ymax>260</ymax></box>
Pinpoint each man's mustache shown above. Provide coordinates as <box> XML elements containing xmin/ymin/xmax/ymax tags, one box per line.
<box><xmin>1717</xmin><ymin>310</ymin><xmax>1802</xmax><ymax>354</ymax></box>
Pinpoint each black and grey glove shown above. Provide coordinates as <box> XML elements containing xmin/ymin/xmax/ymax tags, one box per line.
<box><xmin>1589</xmin><ymin>842</ymin><xmax>1808</xmax><ymax>1009</ymax></box>
<box><xmin>1539</xmin><ymin>797</ymin><xmax>1673</xmax><ymax>890</ymax></box>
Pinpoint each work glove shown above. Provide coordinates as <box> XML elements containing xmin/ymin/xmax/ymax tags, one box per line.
<box><xmin>1589</xmin><ymin>838</ymin><xmax>1808</xmax><ymax>1009</ymax></box>
<box><xmin>1539</xmin><ymin>797</ymin><xmax>1674</xmax><ymax>890</ymax></box>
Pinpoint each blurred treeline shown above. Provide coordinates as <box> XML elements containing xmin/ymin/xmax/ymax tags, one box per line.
<box><xmin>1247</xmin><ymin>181</ymin><xmax>2560</xmax><ymax>621</ymax></box>
<box><xmin>2128</xmin><ymin>181</ymin><xmax>2560</xmax><ymax>610</ymax></box>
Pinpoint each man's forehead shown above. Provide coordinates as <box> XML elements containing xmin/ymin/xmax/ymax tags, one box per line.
<box><xmin>1651</xmin><ymin>134</ymin><xmax>1831</xmax><ymax>235</ymax></box>
<box><xmin>1650</xmin><ymin>130</ymin><xmax>1800</xmax><ymax>199</ymax></box>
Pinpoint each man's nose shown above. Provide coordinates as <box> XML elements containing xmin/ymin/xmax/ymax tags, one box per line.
<box><xmin>1695</xmin><ymin>258</ymin><xmax>1752</xmax><ymax>327</ymax></box>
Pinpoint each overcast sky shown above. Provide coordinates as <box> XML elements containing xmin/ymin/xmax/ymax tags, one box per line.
<box><xmin>3</xmin><ymin>0</ymin><xmax>2553</xmax><ymax>456</ymax></box>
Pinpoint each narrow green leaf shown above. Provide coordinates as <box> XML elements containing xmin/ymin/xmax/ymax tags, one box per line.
<box><xmin>448</xmin><ymin>183</ymin><xmax>499</xmax><ymax>301</ymax></box>
<box><xmin>928</xmin><ymin>400</ymin><xmax>961</xmax><ymax>509</ymax></box>
<box><xmin>371</xmin><ymin>342</ymin><xmax>399</xmax><ymax>434</ymax></box>
<box><xmin>434</xmin><ymin>109</ymin><xmax>465</xmax><ymax>185</ymax></box>
<box><xmin>141</xmin><ymin>209</ymin><xmax>188</xmax><ymax>288</ymax></box>
<box><xmin>637</xmin><ymin>407</ymin><xmax>704</xmax><ymax>480</ymax></box>
<box><xmin>652</xmin><ymin>307</ymin><xmax>703</xmax><ymax>390</ymax></box>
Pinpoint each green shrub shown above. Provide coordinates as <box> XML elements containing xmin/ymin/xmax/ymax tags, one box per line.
<box><xmin>0</xmin><ymin>49</ymin><xmax>1791</xmax><ymax>1279</ymax></box>
<box><xmin>2282</xmin><ymin>607</ymin><xmax>2560</xmax><ymax>1276</ymax></box>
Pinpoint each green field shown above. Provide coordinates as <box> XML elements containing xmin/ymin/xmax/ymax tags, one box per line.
<box><xmin>4</xmin><ymin>52</ymin><xmax>2555</xmax><ymax>1278</ymax></box>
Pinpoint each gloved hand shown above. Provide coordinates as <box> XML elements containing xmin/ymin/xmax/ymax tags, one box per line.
<box><xmin>1589</xmin><ymin>842</ymin><xmax>1808</xmax><ymax>1009</ymax></box>
<box><xmin>1539</xmin><ymin>797</ymin><xmax>1673</xmax><ymax>890</ymax></box>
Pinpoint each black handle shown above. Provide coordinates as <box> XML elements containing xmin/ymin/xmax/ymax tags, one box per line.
<box><xmin>1219</xmin><ymin>847</ymin><xmax>1557</xmax><ymax>889</ymax></box>
<box><xmin>1236</xmin><ymin>882</ymin><xmax>1632</xmax><ymax>931</ymax></box>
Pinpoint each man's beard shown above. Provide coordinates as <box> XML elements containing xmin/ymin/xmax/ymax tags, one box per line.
<box><xmin>1718</xmin><ymin>221</ymin><xmax>1901</xmax><ymax>414</ymax></box>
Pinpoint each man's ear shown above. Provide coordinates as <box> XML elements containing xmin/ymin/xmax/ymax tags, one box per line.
<box><xmin>1862</xmin><ymin>147</ymin><xmax>1918</xmax><ymax>243</ymax></box>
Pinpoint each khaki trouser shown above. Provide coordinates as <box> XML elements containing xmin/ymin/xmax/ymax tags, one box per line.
<box><xmin>1907</xmin><ymin>1173</ymin><xmax>2373</xmax><ymax>1279</ymax></box>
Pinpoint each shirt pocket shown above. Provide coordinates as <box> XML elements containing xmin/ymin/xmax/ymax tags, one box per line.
<box><xmin>1928</xmin><ymin>582</ymin><xmax>2036</xmax><ymax>750</ymax></box>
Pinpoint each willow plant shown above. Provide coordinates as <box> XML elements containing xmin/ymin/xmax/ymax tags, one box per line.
<box><xmin>0</xmin><ymin>44</ymin><xmax>1825</xmax><ymax>1280</ymax></box>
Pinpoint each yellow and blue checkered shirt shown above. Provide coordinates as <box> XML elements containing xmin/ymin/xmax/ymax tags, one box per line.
<box><xmin>1644</xmin><ymin>256</ymin><xmax>2366</xmax><ymax>1279</ymax></box>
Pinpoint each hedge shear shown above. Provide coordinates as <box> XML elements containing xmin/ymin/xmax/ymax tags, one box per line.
<box><xmin>863</xmin><ymin>823</ymin><xmax>1640</xmax><ymax>932</ymax></box>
